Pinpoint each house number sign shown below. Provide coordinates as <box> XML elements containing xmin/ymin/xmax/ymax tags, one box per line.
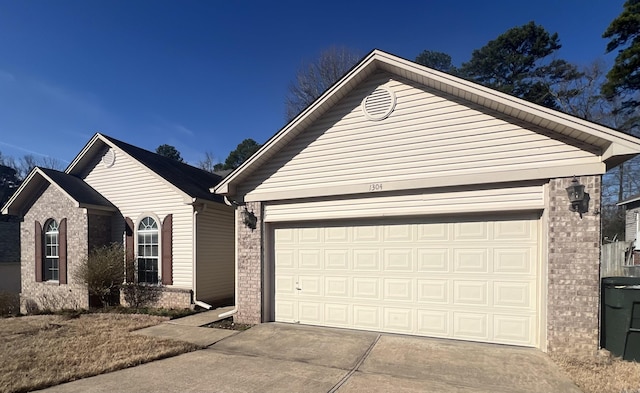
<box><xmin>369</xmin><ymin>183</ymin><xmax>383</xmax><ymax>192</ymax></box>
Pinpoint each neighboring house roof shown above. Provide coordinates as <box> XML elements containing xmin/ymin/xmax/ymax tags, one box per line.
<box><xmin>213</xmin><ymin>49</ymin><xmax>640</xmax><ymax>197</ymax></box>
<box><xmin>67</xmin><ymin>133</ymin><xmax>224</xmax><ymax>204</ymax></box>
<box><xmin>2</xmin><ymin>133</ymin><xmax>226</xmax><ymax>216</ymax></box>
<box><xmin>618</xmin><ymin>194</ymin><xmax>640</xmax><ymax>207</ymax></box>
<box><xmin>2</xmin><ymin>167</ymin><xmax>117</xmax><ymax>216</ymax></box>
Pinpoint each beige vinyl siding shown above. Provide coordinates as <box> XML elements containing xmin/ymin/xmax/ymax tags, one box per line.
<box><xmin>264</xmin><ymin>184</ymin><xmax>544</xmax><ymax>222</ymax></box>
<box><xmin>195</xmin><ymin>202</ymin><xmax>235</xmax><ymax>304</ymax></box>
<box><xmin>83</xmin><ymin>146</ymin><xmax>194</xmax><ymax>289</ymax></box>
<box><xmin>239</xmin><ymin>72</ymin><xmax>601</xmax><ymax>200</ymax></box>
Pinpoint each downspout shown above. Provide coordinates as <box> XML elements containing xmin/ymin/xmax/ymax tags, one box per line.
<box><xmin>193</xmin><ymin>203</ymin><xmax>212</xmax><ymax>310</ymax></box>
<box><xmin>218</xmin><ymin>196</ymin><xmax>239</xmax><ymax>318</ymax></box>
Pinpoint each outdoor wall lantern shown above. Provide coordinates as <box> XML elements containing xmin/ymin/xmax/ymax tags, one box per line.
<box><xmin>565</xmin><ymin>176</ymin><xmax>590</xmax><ymax>218</ymax></box>
<box><xmin>242</xmin><ymin>208</ymin><xmax>257</xmax><ymax>230</ymax></box>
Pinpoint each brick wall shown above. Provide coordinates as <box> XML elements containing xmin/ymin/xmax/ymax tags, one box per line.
<box><xmin>20</xmin><ymin>185</ymin><xmax>89</xmax><ymax>312</ymax></box>
<box><xmin>235</xmin><ymin>202</ymin><xmax>262</xmax><ymax>324</ymax></box>
<box><xmin>120</xmin><ymin>286</ymin><xmax>192</xmax><ymax>309</ymax></box>
<box><xmin>547</xmin><ymin>175</ymin><xmax>601</xmax><ymax>355</ymax></box>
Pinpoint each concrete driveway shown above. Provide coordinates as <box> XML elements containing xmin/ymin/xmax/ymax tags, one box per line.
<box><xmin>42</xmin><ymin>322</ymin><xmax>582</xmax><ymax>393</ymax></box>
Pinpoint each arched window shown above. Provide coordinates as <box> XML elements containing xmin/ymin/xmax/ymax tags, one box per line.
<box><xmin>137</xmin><ymin>217</ymin><xmax>159</xmax><ymax>284</ymax></box>
<box><xmin>44</xmin><ymin>219</ymin><xmax>59</xmax><ymax>281</ymax></box>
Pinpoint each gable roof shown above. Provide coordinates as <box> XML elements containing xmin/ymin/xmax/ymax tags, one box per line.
<box><xmin>2</xmin><ymin>167</ymin><xmax>116</xmax><ymax>216</ymax></box>
<box><xmin>213</xmin><ymin>49</ymin><xmax>640</xmax><ymax>197</ymax></box>
<box><xmin>67</xmin><ymin>133</ymin><xmax>224</xmax><ymax>204</ymax></box>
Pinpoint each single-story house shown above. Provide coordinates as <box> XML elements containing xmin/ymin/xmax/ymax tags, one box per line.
<box><xmin>213</xmin><ymin>49</ymin><xmax>640</xmax><ymax>355</ymax></box>
<box><xmin>2</xmin><ymin>133</ymin><xmax>234</xmax><ymax>312</ymax></box>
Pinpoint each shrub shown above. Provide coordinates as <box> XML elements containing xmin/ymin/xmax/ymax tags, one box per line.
<box><xmin>0</xmin><ymin>291</ymin><xmax>20</xmax><ymax>317</ymax></box>
<box><xmin>73</xmin><ymin>243</ymin><xmax>126</xmax><ymax>307</ymax></box>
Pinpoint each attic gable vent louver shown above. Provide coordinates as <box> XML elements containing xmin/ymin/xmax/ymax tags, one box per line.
<box><xmin>362</xmin><ymin>87</ymin><xmax>396</xmax><ymax>121</ymax></box>
<box><xmin>102</xmin><ymin>148</ymin><xmax>115</xmax><ymax>168</ymax></box>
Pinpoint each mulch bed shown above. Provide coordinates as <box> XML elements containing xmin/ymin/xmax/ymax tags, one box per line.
<box><xmin>204</xmin><ymin>317</ymin><xmax>253</xmax><ymax>331</ymax></box>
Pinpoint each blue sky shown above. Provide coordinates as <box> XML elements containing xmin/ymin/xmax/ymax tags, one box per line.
<box><xmin>0</xmin><ymin>1</ymin><xmax>625</xmax><ymax>167</ymax></box>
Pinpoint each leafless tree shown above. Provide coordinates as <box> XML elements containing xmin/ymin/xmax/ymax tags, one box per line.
<box><xmin>285</xmin><ymin>46</ymin><xmax>362</xmax><ymax>121</ymax></box>
<box><xmin>196</xmin><ymin>151</ymin><xmax>219</xmax><ymax>173</ymax></box>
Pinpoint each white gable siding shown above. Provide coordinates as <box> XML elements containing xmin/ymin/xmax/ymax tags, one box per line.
<box><xmin>238</xmin><ymin>72</ymin><xmax>601</xmax><ymax>201</ymax></box>
<box><xmin>195</xmin><ymin>203</ymin><xmax>235</xmax><ymax>304</ymax></box>
<box><xmin>83</xmin><ymin>146</ymin><xmax>194</xmax><ymax>289</ymax></box>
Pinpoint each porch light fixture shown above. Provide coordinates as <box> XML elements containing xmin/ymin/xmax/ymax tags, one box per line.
<box><xmin>242</xmin><ymin>208</ymin><xmax>257</xmax><ymax>230</ymax></box>
<box><xmin>565</xmin><ymin>176</ymin><xmax>590</xmax><ymax>218</ymax></box>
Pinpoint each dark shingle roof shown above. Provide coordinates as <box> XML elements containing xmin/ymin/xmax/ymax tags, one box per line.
<box><xmin>101</xmin><ymin>135</ymin><xmax>224</xmax><ymax>203</ymax></box>
<box><xmin>39</xmin><ymin>168</ymin><xmax>116</xmax><ymax>209</ymax></box>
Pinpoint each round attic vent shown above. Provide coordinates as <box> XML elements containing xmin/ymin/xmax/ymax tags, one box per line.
<box><xmin>102</xmin><ymin>148</ymin><xmax>115</xmax><ymax>168</ymax></box>
<box><xmin>362</xmin><ymin>87</ymin><xmax>396</xmax><ymax>121</ymax></box>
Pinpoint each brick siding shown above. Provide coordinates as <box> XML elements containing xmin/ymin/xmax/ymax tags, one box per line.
<box><xmin>547</xmin><ymin>175</ymin><xmax>601</xmax><ymax>355</ymax></box>
<box><xmin>234</xmin><ymin>202</ymin><xmax>262</xmax><ymax>324</ymax></box>
<box><xmin>20</xmin><ymin>185</ymin><xmax>89</xmax><ymax>312</ymax></box>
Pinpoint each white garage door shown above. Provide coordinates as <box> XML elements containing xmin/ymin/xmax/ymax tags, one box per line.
<box><xmin>274</xmin><ymin>215</ymin><xmax>539</xmax><ymax>347</ymax></box>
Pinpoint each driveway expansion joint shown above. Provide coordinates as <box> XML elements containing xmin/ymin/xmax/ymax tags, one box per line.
<box><xmin>327</xmin><ymin>333</ymin><xmax>381</xmax><ymax>393</ymax></box>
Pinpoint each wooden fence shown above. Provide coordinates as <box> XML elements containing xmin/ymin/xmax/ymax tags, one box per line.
<box><xmin>601</xmin><ymin>241</ymin><xmax>639</xmax><ymax>277</ymax></box>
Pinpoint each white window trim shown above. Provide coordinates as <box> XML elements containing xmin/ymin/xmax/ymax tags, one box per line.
<box><xmin>44</xmin><ymin>219</ymin><xmax>59</xmax><ymax>282</ymax></box>
<box><xmin>135</xmin><ymin>213</ymin><xmax>162</xmax><ymax>285</ymax></box>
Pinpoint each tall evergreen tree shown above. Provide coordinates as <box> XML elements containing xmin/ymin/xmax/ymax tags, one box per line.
<box><xmin>602</xmin><ymin>0</ymin><xmax>640</xmax><ymax>108</ymax></box>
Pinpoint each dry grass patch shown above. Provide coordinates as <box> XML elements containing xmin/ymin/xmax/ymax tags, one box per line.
<box><xmin>0</xmin><ymin>313</ymin><xmax>200</xmax><ymax>393</ymax></box>
<box><xmin>551</xmin><ymin>352</ymin><xmax>640</xmax><ymax>393</ymax></box>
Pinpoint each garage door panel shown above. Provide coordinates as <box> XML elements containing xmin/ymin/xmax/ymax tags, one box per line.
<box><xmin>493</xmin><ymin>315</ymin><xmax>532</xmax><ymax>344</ymax></box>
<box><xmin>383</xmin><ymin>249</ymin><xmax>413</xmax><ymax>271</ymax></box>
<box><xmin>417</xmin><ymin>309</ymin><xmax>449</xmax><ymax>335</ymax></box>
<box><xmin>275</xmin><ymin>250</ymin><xmax>295</xmax><ymax>268</ymax></box>
<box><xmin>493</xmin><ymin>281</ymin><xmax>533</xmax><ymax>308</ymax></box>
<box><xmin>353</xmin><ymin>226</ymin><xmax>380</xmax><ymax>241</ymax></box>
<box><xmin>454</xmin><ymin>222</ymin><xmax>490</xmax><ymax>240</ymax></box>
<box><xmin>325</xmin><ymin>276</ymin><xmax>350</xmax><ymax>297</ymax></box>
<box><xmin>325</xmin><ymin>249</ymin><xmax>350</xmax><ymax>269</ymax></box>
<box><xmin>353</xmin><ymin>305</ymin><xmax>380</xmax><ymax>328</ymax></box>
<box><xmin>383</xmin><ymin>307</ymin><xmax>414</xmax><ymax>332</ymax></box>
<box><xmin>353</xmin><ymin>277</ymin><xmax>380</xmax><ymax>299</ymax></box>
<box><xmin>274</xmin><ymin>216</ymin><xmax>539</xmax><ymax>347</ymax></box>
<box><xmin>417</xmin><ymin>279</ymin><xmax>449</xmax><ymax>303</ymax></box>
<box><xmin>353</xmin><ymin>250</ymin><xmax>380</xmax><ymax>270</ymax></box>
<box><xmin>384</xmin><ymin>225</ymin><xmax>413</xmax><ymax>241</ymax></box>
<box><xmin>494</xmin><ymin>220</ymin><xmax>535</xmax><ymax>240</ymax></box>
<box><xmin>325</xmin><ymin>227</ymin><xmax>349</xmax><ymax>242</ymax></box>
<box><xmin>454</xmin><ymin>249</ymin><xmax>489</xmax><ymax>273</ymax></box>
<box><xmin>299</xmin><ymin>250</ymin><xmax>322</xmax><ymax>269</ymax></box>
<box><xmin>453</xmin><ymin>280</ymin><xmax>488</xmax><ymax>306</ymax></box>
<box><xmin>383</xmin><ymin>279</ymin><xmax>413</xmax><ymax>301</ymax></box>
<box><xmin>494</xmin><ymin>248</ymin><xmax>535</xmax><ymax>274</ymax></box>
<box><xmin>416</xmin><ymin>223</ymin><xmax>449</xmax><ymax>241</ymax></box>
<box><xmin>325</xmin><ymin>303</ymin><xmax>350</xmax><ymax>325</ymax></box>
<box><xmin>299</xmin><ymin>301</ymin><xmax>322</xmax><ymax>323</ymax></box>
<box><xmin>454</xmin><ymin>312</ymin><xmax>489</xmax><ymax>340</ymax></box>
<box><xmin>417</xmin><ymin>249</ymin><xmax>450</xmax><ymax>272</ymax></box>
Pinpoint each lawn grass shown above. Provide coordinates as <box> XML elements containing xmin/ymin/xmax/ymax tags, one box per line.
<box><xmin>0</xmin><ymin>313</ymin><xmax>200</xmax><ymax>393</ymax></box>
<box><xmin>551</xmin><ymin>352</ymin><xmax>640</xmax><ymax>393</ymax></box>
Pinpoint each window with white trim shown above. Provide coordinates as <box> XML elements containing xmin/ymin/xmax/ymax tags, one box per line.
<box><xmin>44</xmin><ymin>219</ymin><xmax>59</xmax><ymax>281</ymax></box>
<box><xmin>137</xmin><ymin>217</ymin><xmax>159</xmax><ymax>284</ymax></box>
